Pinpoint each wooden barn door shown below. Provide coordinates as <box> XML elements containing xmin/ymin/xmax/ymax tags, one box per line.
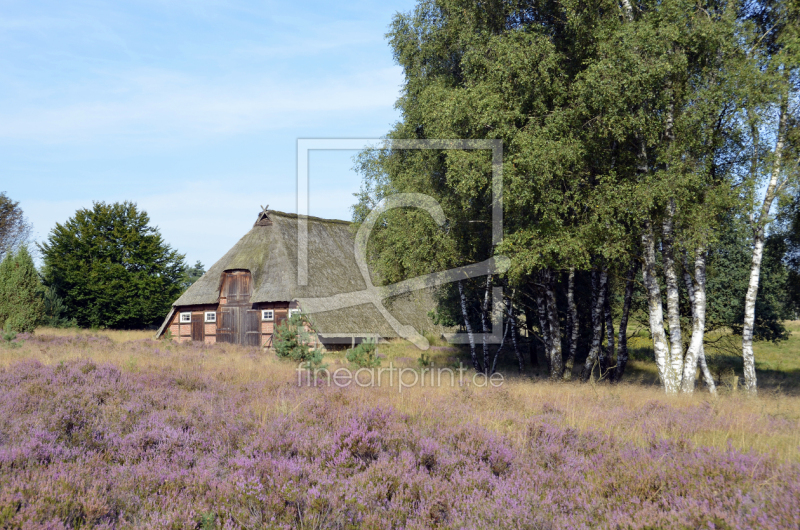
<box><xmin>244</xmin><ymin>310</ymin><xmax>261</xmax><ymax>347</ymax></box>
<box><xmin>216</xmin><ymin>307</ymin><xmax>237</xmax><ymax>344</ymax></box>
<box><xmin>191</xmin><ymin>313</ymin><xmax>204</xmax><ymax>342</ymax></box>
<box><xmin>217</xmin><ymin>270</ymin><xmax>254</xmax><ymax>346</ymax></box>
<box><xmin>222</xmin><ymin>270</ymin><xmax>252</xmax><ymax>304</ymax></box>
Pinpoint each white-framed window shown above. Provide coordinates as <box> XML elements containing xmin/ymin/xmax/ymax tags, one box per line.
<box><xmin>261</xmin><ymin>310</ymin><xmax>274</xmax><ymax>321</ymax></box>
<box><xmin>204</xmin><ymin>312</ymin><xmax>216</xmax><ymax>323</ymax></box>
<box><xmin>288</xmin><ymin>309</ymin><xmax>301</xmax><ymax>318</ymax></box>
<box><xmin>179</xmin><ymin>312</ymin><xmax>192</xmax><ymax>323</ymax></box>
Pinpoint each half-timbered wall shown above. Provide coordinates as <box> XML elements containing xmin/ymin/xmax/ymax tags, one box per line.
<box><xmin>166</xmin><ymin>300</ymin><xmax>319</xmax><ymax>349</ymax></box>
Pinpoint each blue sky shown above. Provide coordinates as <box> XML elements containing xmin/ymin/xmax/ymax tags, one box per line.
<box><xmin>0</xmin><ymin>0</ymin><xmax>416</xmax><ymax>268</ymax></box>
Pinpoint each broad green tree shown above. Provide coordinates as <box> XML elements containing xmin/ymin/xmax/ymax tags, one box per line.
<box><xmin>355</xmin><ymin>0</ymin><xmax>747</xmax><ymax>392</ymax></box>
<box><xmin>39</xmin><ymin>202</ymin><xmax>185</xmax><ymax>329</ymax></box>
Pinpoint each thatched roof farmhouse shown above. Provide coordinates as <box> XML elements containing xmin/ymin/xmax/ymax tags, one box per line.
<box><xmin>156</xmin><ymin>209</ymin><xmax>443</xmax><ymax>349</ymax></box>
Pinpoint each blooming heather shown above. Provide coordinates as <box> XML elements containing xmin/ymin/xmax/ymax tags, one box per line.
<box><xmin>0</xmin><ymin>352</ymin><xmax>798</xmax><ymax>528</ymax></box>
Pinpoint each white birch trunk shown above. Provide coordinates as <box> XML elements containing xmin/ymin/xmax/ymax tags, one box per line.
<box><xmin>743</xmin><ymin>100</ymin><xmax>789</xmax><ymax>395</ymax></box>
<box><xmin>535</xmin><ymin>284</ymin><xmax>551</xmax><ymax>375</ymax></box>
<box><xmin>681</xmin><ymin>253</ymin><xmax>716</xmax><ymax>395</ymax></box>
<box><xmin>458</xmin><ymin>280</ymin><xmax>481</xmax><ymax>372</ymax></box>
<box><xmin>582</xmin><ymin>269</ymin><xmax>607</xmax><ymax>381</ymax></box>
<box><xmin>620</xmin><ymin>0</ymin><xmax>634</xmax><ymax>20</ymax></box>
<box><xmin>642</xmin><ymin>222</ymin><xmax>675</xmax><ymax>393</ymax></box>
<box><xmin>506</xmin><ymin>297</ymin><xmax>524</xmax><ymax>373</ymax></box>
<box><xmin>563</xmin><ymin>268</ymin><xmax>579</xmax><ymax>380</ymax></box>
<box><xmin>742</xmin><ymin>237</ymin><xmax>764</xmax><ymax>393</ymax></box>
<box><xmin>545</xmin><ymin>271</ymin><xmax>563</xmax><ymax>379</ymax></box>
<box><xmin>480</xmin><ymin>275</ymin><xmax>492</xmax><ymax>374</ymax></box>
<box><xmin>681</xmin><ymin>249</ymin><xmax>706</xmax><ymax>393</ymax></box>
<box><xmin>698</xmin><ymin>345</ymin><xmax>716</xmax><ymax>394</ymax></box>
<box><xmin>602</xmin><ymin>273</ymin><xmax>615</xmax><ymax>378</ymax></box>
<box><xmin>662</xmin><ymin>199</ymin><xmax>683</xmax><ymax>389</ymax></box>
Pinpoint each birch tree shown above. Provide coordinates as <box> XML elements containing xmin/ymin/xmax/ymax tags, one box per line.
<box><xmin>740</xmin><ymin>0</ymin><xmax>799</xmax><ymax>393</ymax></box>
<box><xmin>0</xmin><ymin>192</ymin><xmax>32</xmax><ymax>262</ymax></box>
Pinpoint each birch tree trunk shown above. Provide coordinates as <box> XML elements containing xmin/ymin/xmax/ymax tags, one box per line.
<box><xmin>614</xmin><ymin>260</ymin><xmax>638</xmax><ymax>382</ymax></box>
<box><xmin>680</xmin><ymin>249</ymin><xmax>706</xmax><ymax>393</ymax></box>
<box><xmin>662</xmin><ymin>199</ymin><xmax>684</xmax><ymax>389</ymax></box>
<box><xmin>545</xmin><ymin>270</ymin><xmax>563</xmax><ymax>379</ymax></box>
<box><xmin>642</xmin><ymin>222</ymin><xmax>675</xmax><ymax>393</ymax></box>
<box><xmin>563</xmin><ymin>267</ymin><xmax>579</xmax><ymax>380</ymax></box>
<box><xmin>480</xmin><ymin>275</ymin><xmax>492</xmax><ymax>374</ymax></box>
<box><xmin>698</xmin><ymin>345</ymin><xmax>716</xmax><ymax>394</ymax></box>
<box><xmin>458</xmin><ymin>280</ymin><xmax>481</xmax><ymax>373</ymax></box>
<box><xmin>743</xmin><ymin>100</ymin><xmax>789</xmax><ymax>395</ymax></box>
<box><xmin>535</xmin><ymin>283</ymin><xmax>552</xmax><ymax>375</ymax></box>
<box><xmin>582</xmin><ymin>268</ymin><xmax>607</xmax><ymax>381</ymax></box>
<box><xmin>601</xmin><ymin>273</ymin><xmax>615</xmax><ymax>378</ymax></box>
<box><xmin>681</xmin><ymin>252</ymin><xmax>717</xmax><ymax>395</ymax></box>
<box><xmin>506</xmin><ymin>297</ymin><xmax>524</xmax><ymax>373</ymax></box>
<box><xmin>525</xmin><ymin>305</ymin><xmax>540</xmax><ymax>374</ymax></box>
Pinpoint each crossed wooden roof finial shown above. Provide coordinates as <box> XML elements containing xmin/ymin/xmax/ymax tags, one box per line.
<box><xmin>254</xmin><ymin>204</ymin><xmax>272</xmax><ymax>226</ymax></box>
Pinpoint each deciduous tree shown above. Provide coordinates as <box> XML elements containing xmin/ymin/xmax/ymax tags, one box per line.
<box><xmin>39</xmin><ymin>202</ymin><xmax>185</xmax><ymax>329</ymax></box>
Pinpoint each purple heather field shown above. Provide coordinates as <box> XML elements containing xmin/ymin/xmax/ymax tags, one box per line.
<box><xmin>0</xmin><ymin>333</ymin><xmax>799</xmax><ymax>529</ymax></box>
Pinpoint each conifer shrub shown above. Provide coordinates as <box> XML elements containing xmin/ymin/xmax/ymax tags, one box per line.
<box><xmin>273</xmin><ymin>313</ymin><xmax>324</xmax><ymax>369</ymax></box>
<box><xmin>346</xmin><ymin>338</ymin><xmax>381</xmax><ymax>368</ymax></box>
<box><xmin>0</xmin><ymin>246</ymin><xmax>43</xmax><ymax>333</ymax></box>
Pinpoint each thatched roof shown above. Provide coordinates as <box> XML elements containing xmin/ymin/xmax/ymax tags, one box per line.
<box><xmin>167</xmin><ymin>210</ymin><xmax>444</xmax><ymax>339</ymax></box>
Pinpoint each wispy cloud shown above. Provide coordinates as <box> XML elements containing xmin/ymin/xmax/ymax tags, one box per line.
<box><xmin>0</xmin><ymin>66</ymin><xmax>402</xmax><ymax>143</ymax></box>
<box><xmin>23</xmin><ymin>179</ymin><xmax>360</xmax><ymax>266</ymax></box>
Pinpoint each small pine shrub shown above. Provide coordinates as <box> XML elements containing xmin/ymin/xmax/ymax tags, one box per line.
<box><xmin>39</xmin><ymin>285</ymin><xmax>77</xmax><ymax>328</ymax></box>
<box><xmin>417</xmin><ymin>352</ymin><xmax>432</xmax><ymax>368</ymax></box>
<box><xmin>1</xmin><ymin>323</ymin><xmax>20</xmax><ymax>349</ymax></box>
<box><xmin>274</xmin><ymin>313</ymin><xmax>325</xmax><ymax>369</ymax></box>
<box><xmin>2</xmin><ymin>324</ymin><xmax>17</xmax><ymax>343</ymax></box>
<box><xmin>346</xmin><ymin>338</ymin><xmax>381</xmax><ymax>368</ymax></box>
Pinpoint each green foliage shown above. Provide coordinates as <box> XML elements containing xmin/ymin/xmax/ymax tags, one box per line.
<box><xmin>428</xmin><ymin>307</ymin><xmax>457</xmax><ymax>327</ymax></box>
<box><xmin>273</xmin><ymin>313</ymin><xmax>325</xmax><ymax>369</ymax></box>
<box><xmin>180</xmin><ymin>260</ymin><xmax>205</xmax><ymax>292</ymax></box>
<box><xmin>39</xmin><ymin>285</ymin><xmax>76</xmax><ymax>328</ymax></box>
<box><xmin>706</xmin><ymin>216</ymin><xmax>790</xmax><ymax>342</ymax></box>
<box><xmin>0</xmin><ymin>246</ymin><xmax>44</xmax><ymax>333</ymax></box>
<box><xmin>0</xmin><ymin>191</ymin><xmax>32</xmax><ymax>262</ymax></box>
<box><xmin>38</xmin><ymin>201</ymin><xmax>185</xmax><ymax>329</ymax></box>
<box><xmin>776</xmin><ymin>191</ymin><xmax>800</xmax><ymax>317</ymax></box>
<box><xmin>197</xmin><ymin>512</ymin><xmax>216</xmax><ymax>530</ymax></box>
<box><xmin>417</xmin><ymin>352</ymin><xmax>432</xmax><ymax>368</ymax></box>
<box><xmin>2</xmin><ymin>325</ymin><xmax>17</xmax><ymax>344</ymax></box>
<box><xmin>346</xmin><ymin>338</ymin><xmax>381</xmax><ymax>368</ymax></box>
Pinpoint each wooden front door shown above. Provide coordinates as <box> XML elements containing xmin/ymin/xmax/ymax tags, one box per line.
<box><xmin>191</xmin><ymin>313</ymin><xmax>204</xmax><ymax>342</ymax></box>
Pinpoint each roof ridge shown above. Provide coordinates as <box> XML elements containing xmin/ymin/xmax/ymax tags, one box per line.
<box><xmin>268</xmin><ymin>210</ymin><xmax>352</xmax><ymax>226</ymax></box>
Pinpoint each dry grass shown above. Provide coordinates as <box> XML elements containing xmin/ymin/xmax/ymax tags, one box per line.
<box><xmin>2</xmin><ymin>326</ymin><xmax>799</xmax><ymax>465</ymax></box>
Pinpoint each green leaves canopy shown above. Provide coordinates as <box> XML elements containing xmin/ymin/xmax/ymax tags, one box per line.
<box><xmin>39</xmin><ymin>202</ymin><xmax>185</xmax><ymax>329</ymax></box>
